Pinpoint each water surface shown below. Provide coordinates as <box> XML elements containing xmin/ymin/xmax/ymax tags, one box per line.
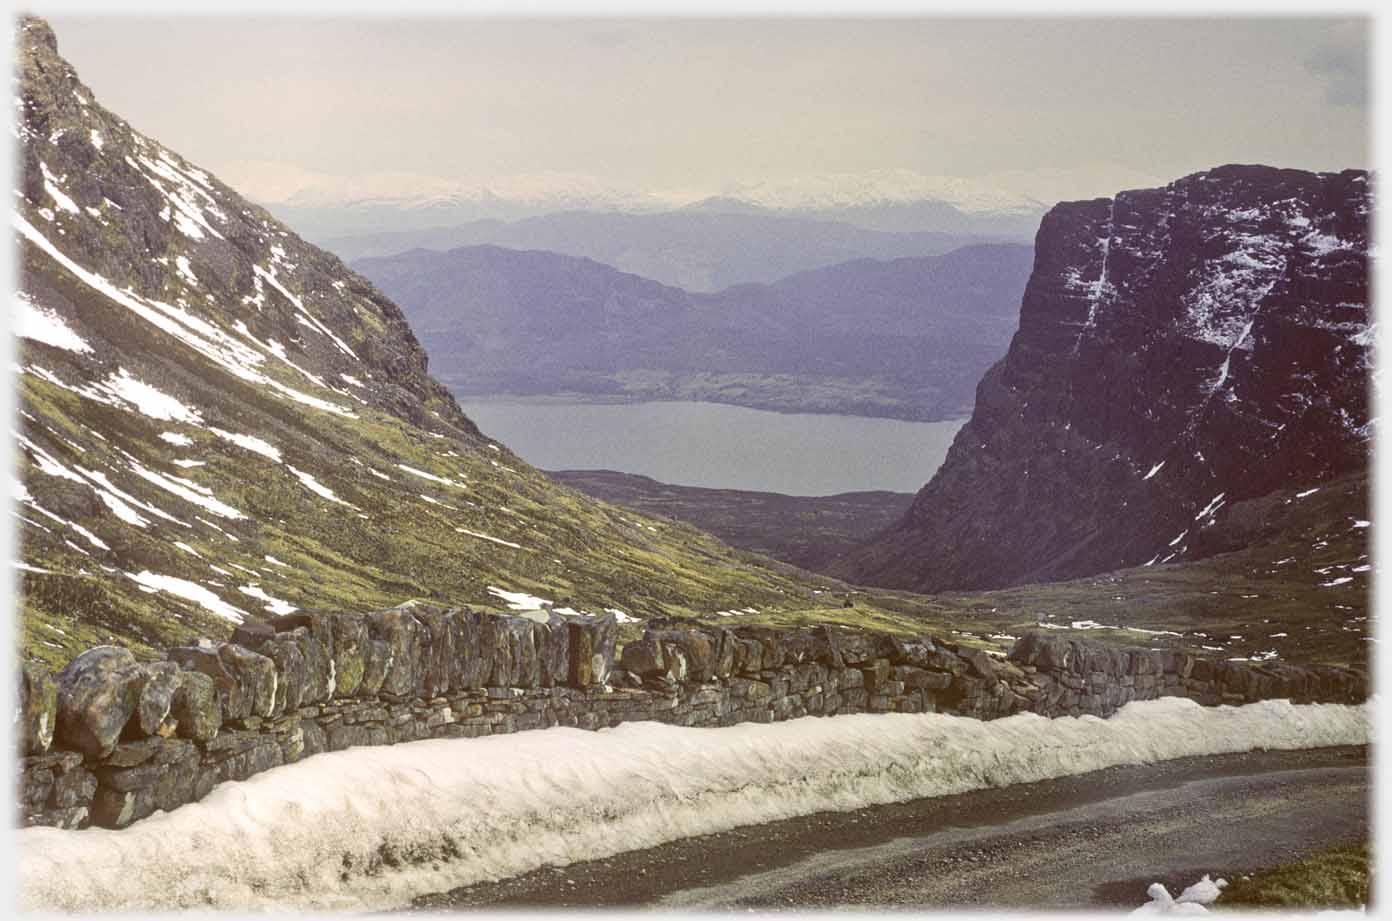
<box><xmin>458</xmin><ymin>398</ymin><xmax>964</xmax><ymax>496</ymax></box>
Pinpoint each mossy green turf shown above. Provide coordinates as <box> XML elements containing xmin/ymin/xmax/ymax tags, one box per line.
<box><xmin>1218</xmin><ymin>845</ymin><xmax>1370</xmax><ymax>908</ymax></box>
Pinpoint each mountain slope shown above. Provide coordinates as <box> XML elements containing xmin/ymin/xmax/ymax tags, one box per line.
<box><xmin>323</xmin><ymin>210</ymin><xmax>1006</xmax><ymax>292</ymax></box>
<box><xmin>832</xmin><ymin>165</ymin><xmax>1372</xmax><ymax>592</ymax></box>
<box><xmin>550</xmin><ymin>471</ymin><xmax>913</xmax><ymax>572</ymax></box>
<box><xmin>10</xmin><ymin>17</ymin><xmax>947</xmax><ymax>668</ymax></box>
<box><xmin>352</xmin><ymin>243</ymin><xmax>1034</xmax><ymax>421</ymax></box>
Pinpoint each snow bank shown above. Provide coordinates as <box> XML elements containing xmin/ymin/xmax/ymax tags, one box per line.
<box><xmin>17</xmin><ymin>697</ymin><xmax>1367</xmax><ymax>912</ymax></box>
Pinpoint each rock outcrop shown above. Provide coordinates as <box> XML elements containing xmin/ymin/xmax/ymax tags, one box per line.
<box><xmin>834</xmin><ymin>165</ymin><xmax>1371</xmax><ymax>592</ymax></box>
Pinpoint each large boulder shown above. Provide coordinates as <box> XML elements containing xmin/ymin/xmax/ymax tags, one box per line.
<box><xmin>18</xmin><ymin>662</ymin><xmax>57</xmax><ymax>755</ymax></box>
<box><xmin>54</xmin><ymin>646</ymin><xmax>144</xmax><ymax>759</ymax></box>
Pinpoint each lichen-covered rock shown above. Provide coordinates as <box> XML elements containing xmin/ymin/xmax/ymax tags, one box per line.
<box><xmin>359</xmin><ymin>637</ymin><xmax>393</xmax><ymax>697</ymax></box>
<box><xmin>501</xmin><ymin>616</ymin><xmax>540</xmax><ymax>689</ymax></box>
<box><xmin>18</xmin><ymin>662</ymin><xmax>57</xmax><ymax>755</ymax></box>
<box><xmin>124</xmin><ymin>661</ymin><xmax>181</xmax><ymax>739</ymax></box>
<box><xmin>411</xmin><ymin>605</ymin><xmax>455</xmax><ymax>698</ymax></box>
<box><xmin>620</xmin><ymin>637</ymin><xmax>666</xmax><ymax>678</ymax></box>
<box><xmin>329</xmin><ymin>611</ymin><xmax>368</xmax><ymax>698</ymax></box>
<box><xmin>558</xmin><ymin>611</ymin><xmax>617</xmax><ymax>687</ymax></box>
<box><xmin>54</xmin><ymin>646</ymin><xmax>144</xmax><ymax>759</ymax></box>
<box><xmin>169</xmin><ymin>670</ymin><xmax>220</xmax><ymax>742</ymax></box>
<box><xmin>258</xmin><ymin>634</ymin><xmax>307</xmax><ymax>714</ymax></box>
<box><xmin>448</xmin><ymin>607</ymin><xmax>489</xmax><ymax>690</ymax></box>
<box><xmin>219</xmin><ymin>644</ymin><xmax>278</xmax><ymax>718</ymax></box>
<box><xmin>169</xmin><ymin>643</ymin><xmax>248</xmax><ymax>720</ymax></box>
<box><xmin>368</xmin><ymin>606</ymin><xmax>424</xmax><ymax>697</ymax></box>
<box><xmin>90</xmin><ymin>738</ymin><xmax>200</xmax><ymax>828</ymax></box>
<box><xmin>539</xmin><ymin>616</ymin><xmax>571</xmax><ymax>688</ymax></box>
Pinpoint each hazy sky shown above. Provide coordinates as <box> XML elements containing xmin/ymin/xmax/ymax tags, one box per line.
<box><xmin>47</xmin><ymin>16</ymin><xmax>1369</xmax><ymax>204</ymax></box>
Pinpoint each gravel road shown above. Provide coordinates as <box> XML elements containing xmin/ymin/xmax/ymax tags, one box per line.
<box><xmin>409</xmin><ymin>745</ymin><xmax>1368</xmax><ymax>911</ymax></box>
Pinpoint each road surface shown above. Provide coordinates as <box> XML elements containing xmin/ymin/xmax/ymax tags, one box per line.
<box><xmin>409</xmin><ymin>745</ymin><xmax>1368</xmax><ymax>911</ymax></box>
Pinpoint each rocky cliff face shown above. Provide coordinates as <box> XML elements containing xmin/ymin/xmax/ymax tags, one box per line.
<box><xmin>13</xmin><ymin>17</ymin><xmax>928</xmax><ymax>666</ymax></box>
<box><xmin>833</xmin><ymin>165</ymin><xmax>1371</xmax><ymax>592</ymax></box>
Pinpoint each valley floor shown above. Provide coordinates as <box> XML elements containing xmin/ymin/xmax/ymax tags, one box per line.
<box><xmin>410</xmin><ymin>745</ymin><xmax>1369</xmax><ymax>912</ymax></box>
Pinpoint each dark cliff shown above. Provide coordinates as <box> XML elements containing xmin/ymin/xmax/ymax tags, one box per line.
<box><xmin>833</xmin><ymin>165</ymin><xmax>1371</xmax><ymax>592</ymax></box>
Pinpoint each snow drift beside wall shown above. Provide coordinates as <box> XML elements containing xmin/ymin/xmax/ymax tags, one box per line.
<box><xmin>18</xmin><ymin>697</ymin><xmax>1369</xmax><ymax>912</ymax></box>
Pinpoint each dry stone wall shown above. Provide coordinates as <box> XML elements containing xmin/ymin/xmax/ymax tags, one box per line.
<box><xmin>16</xmin><ymin>606</ymin><xmax>1368</xmax><ymax>831</ymax></box>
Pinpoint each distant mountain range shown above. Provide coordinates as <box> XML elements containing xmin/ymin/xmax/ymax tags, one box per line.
<box><xmin>323</xmin><ymin>209</ymin><xmax>1017</xmax><ymax>293</ymax></box>
<box><xmin>351</xmin><ymin>243</ymin><xmax>1035</xmax><ymax>421</ymax></box>
<box><xmin>247</xmin><ymin>167</ymin><xmax>1047</xmax><ymax>246</ymax></box>
<box><xmin>832</xmin><ymin>165</ymin><xmax>1372</xmax><ymax>593</ymax></box>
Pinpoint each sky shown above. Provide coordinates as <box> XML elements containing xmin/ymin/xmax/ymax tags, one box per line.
<box><xmin>45</xmin><ymin>15</ymin><xmax>1370</xmax><ymax>206</ymax></box>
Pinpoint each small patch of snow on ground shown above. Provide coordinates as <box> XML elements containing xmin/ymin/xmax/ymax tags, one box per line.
<box><xmin>126</xmin><ymin>570</ymin><xmax>246</xmax><ymax>622</ymax></box>
<box><xmin>238</xmin><ymin>583</ymin><xmax>297</xmax><ymax>615</ymax></box>
<box><xmin>287</xmin><ymin>465</ymin><xmax>356</xmax><ymax>508</ymax></box>
<box><xmin>1142</xmin><ymin>461</ymin><xmax>1165</xmax><ymax>481</ymax></box>
<box><xmin>15</xmin><ymin>292</ymin><xmax>92</xmax><ymax>352</ymax></box>
<box><xmin>486</xmin><ymin>586</ymin><xmax>551</xmax><ymax>611</ymax></box>
<box><xmin>209</xmin><ymin>428</ymin><xmax>281</xmax><ymax>462</ymax></box>
<box><xmin>105</xmin><ymin>369</ymin><xmax>203</xmax><ymax>424</ymax></box>
<box><xmin>159</xmin><ymin>432</ymin><xmax>194</xmax><ymax>447</ymax></box>
<box><xmin>397</xmin><ymin>464</ymin><xmax>464</xmax><ymax>488</ymax></box>
<box><xmin>456</xmin><ymin>528</ymin><xmax>523</xmax><ymax>550</ymax></box>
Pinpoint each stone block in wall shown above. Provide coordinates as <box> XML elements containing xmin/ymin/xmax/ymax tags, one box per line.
<box><xmin>887</xmin><ymin>634</ymin><xmax>937</xmax><ymax>668</ymax></box>
<box><xmin>169</xmin><ymin>643</ymin><xmax>245</xmax><ymax>721</ymax></box>
<box><xmin>620</xmin><ymin>636</ymin><xmax>666</xmax><ymax>678</ymax></box>
<box><xmin>734</xmin><ymin>626</ymin><xmax>786</xmax><ymax>670</ymax></box>
<box><xmin>735</xmin><ymin>638</ymin><xmax>763</xmax><ymax>674</ymax></box>
<box><xmin>258</xmin><ymin>633</ymin><xmax>307</xmax><ymax>714</ymax></box>
<box><xmin>862</xmin><ymin>658</ymin><xmax>892</xmax><ymax>692</ymax></box>
<box><xmin>219</xmin><ymin>644</ymin><xmax>278</xmax><ymax>718</ymax></box>
<box><xmin>894</xmin><ymin>666</ymin><xmax>953</xmax><ymax>691</ymax></box>
<box><xmin>650</xmin><ymin>626</ymin><xmax>716</xmax><ymax>682</ymax></box>
<box><xmin>18</xmin><ymin>662</ymin><xmax>56</xmax><ymax>756</ymax></box>
<box><xmin>359</xmin><ymin>636</ymin><xmax>392</xmax><ymax>697</ymax></box>
<box><xmin>329</xmin><ymin>611</ymin><xmax>369</xmax><ymax>697</ymax></box>
<box><xmin>368</xmin><ymin>605</ymin><xmax>425</xmax><ymax>698</ymax></box>
<box><xmin>89</xmin><ymin>737</ymin><xmax>200</xmax><ymax>829</ymax></box>
<box><xmin>410</xmin><ymin>605</ymin><xmax>455</xmax><ymax>698</ymax></box>
<box><xmin>55</xmin><ymin>645</ymin><xmax>145</xmax><ymax>760</ymax></box>
<box><xmin>829</xmin><ymin>630</ymin><xmax>876</xmax><ymax>667</ymax></box>
<box><xmin>169</xmin><ymin>669</ymin><xmax>220</xmax><ymax>742</ymax></box>
<box><xmin>123</xmin><ymin>661</ymin><xmax>181</xmax><ymax>739</ymax></box>
<box><xmin>556</xmin><ymin>610</ymin><xmax>617</xmax><ymax>688</ymax></box>
<box><xmin>21</xmin><ymin>749</ymin><xmax>96</xmax><ymax>828</ymax></box>
<box><xmin>710</xmin><ymin>625</ymin><xmax>738</xmax><ymax>678</ymax></box>
<box><xmin>539</xmin><ymin>616</ymin><xmax>571</xmax><ymax>688</ymax></box>
<box><xmin>447</xmin><ymin>608</ymin><xmax>487</xmax><ymax>690</ymax></box>
<box><xmin>504</xmin><ymin>616</ymin><xmax>541</xmax><ymax>689</ymax></box>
